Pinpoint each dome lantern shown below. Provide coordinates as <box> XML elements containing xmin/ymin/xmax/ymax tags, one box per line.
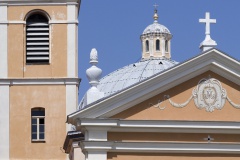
<box><xmin>140</xmin><ymin>6</ymin><xmax>172</xmax><ymax>60</ymax></box>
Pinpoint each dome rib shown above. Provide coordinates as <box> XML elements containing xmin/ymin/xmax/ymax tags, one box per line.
<box><xmin>138</xmin><ymin>59</ymin><xmax>152</xmax><ymax>81</ymax></box>
<box><xmin>97</xmin><ymin>58</ymin><xmax>178</xmax><ymax>97</ymax></box>
<box><xmin>110</xmin><ymin>65</ymin><xmax>135</xmax><ymax>94</ymax></box>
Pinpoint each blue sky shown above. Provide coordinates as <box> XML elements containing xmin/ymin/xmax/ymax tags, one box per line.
<box><xmin>77</xmin><ymin>0</ymin><xmax>240</xmax><ymax>100</ymax></box>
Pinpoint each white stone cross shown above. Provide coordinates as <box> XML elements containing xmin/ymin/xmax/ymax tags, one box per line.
<box><xmin>199</xmin><ymin>12</ymin><xmax>216</xmax><ymax>36</ymax></box>
<box><xmin>204</xmin><ymin>135</ymin><xmax>214</xmax><ymax>143</ymax></box>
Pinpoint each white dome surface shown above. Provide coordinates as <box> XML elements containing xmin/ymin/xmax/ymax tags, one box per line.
<box><xmin>143</xmin><ymin>22</ymin><xmax>171</xmax><ymax>35</ymax></box>
<box><xmin>78</xmin><ymin>58</ymin><xmax>178</xmax><ymax>110</ymax></box>
<box><xmin>97</xmin><ymin>58</ymin><xmax>178</xmax><ymax>97</ymax></box>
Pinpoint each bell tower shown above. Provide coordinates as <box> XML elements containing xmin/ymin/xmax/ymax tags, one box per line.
<box><xmin>0</xmin><ymin>0</ymin><xmax>80</xmax><ymax>159</ymax></box>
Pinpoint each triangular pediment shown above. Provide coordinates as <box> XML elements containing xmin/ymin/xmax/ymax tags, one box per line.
<box><xmin>111</xmin><ymin>71</ymin><xmax>240</xmax><ymax>121</ymax></box>
<box><xmin>68</xmin><ymin>49</ymin><xmax>240</xmax><ymax>124</ymax></box>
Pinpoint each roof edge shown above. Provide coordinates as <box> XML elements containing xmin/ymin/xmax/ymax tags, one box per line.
<box><xmin>68</xmin><ymin>48</ymin><xmax>240</xmax><ymax>123</ymax></box>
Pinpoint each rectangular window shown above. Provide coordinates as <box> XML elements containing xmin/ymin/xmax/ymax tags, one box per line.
<box><xmin>156</xmin><ymin>39</ymin><xmax>160</xmax><ymax>51</ymax></box>
<box><xmin>31</xmin><ymin>108</ymin><xmax>45</xmax><ymax>141</ymax></box>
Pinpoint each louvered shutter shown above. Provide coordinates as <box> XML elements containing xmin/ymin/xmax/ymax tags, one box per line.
<box><xmin>26</xmin><ymin>14</ymin><xmax>49</xmax><ymax>64</ymax></box>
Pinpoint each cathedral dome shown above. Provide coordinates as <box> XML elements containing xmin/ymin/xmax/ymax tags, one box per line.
<box><xmin>78</xmin><ymin>7</ymin><xmax>178</xmax><ymax>110</ymax></box>
<box><xmin>97</xmin><ymin>58</ymin><xmax>178</xmax><ymax>97</ymax></box>
<box><xmin>143</xmin><ymin>23</ymin><xmax>171</xmax><ymax>35</ymax></box>
<box><xmin>78</xmin><ymin>57</ymin><xmax>178</xmax><ymax>110</ymax></box>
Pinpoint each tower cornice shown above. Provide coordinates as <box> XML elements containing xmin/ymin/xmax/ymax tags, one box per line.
<box><xmin>0</xmin><ymin>0</ymin><xmax>80</xmax><ymax>5</ymax></box>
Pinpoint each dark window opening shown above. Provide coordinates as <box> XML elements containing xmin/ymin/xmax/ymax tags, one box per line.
<box><xmin>165</xmin><ymin>40</ymin><xmax>168</xmax><ymax>52</ymax></box>
<box><xmin>156</xmin><ymin>39</ymin><xmax>160</xmax><ymax>51</ymax></box>
<box><xmin>146</xmin><ymin>40</ymin><xmax>149</xmax><ymax>52</ymax></box>
<box><xmin>26</xmin><ymin>14</ymin><xmax>49</xmax><ymax>64</ymax></box>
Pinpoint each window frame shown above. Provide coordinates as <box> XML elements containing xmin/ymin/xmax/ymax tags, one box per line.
<box><xmin>31</xmin><ymin>108</ymin><xmax>45</xmax><ymax>142</ymax></box>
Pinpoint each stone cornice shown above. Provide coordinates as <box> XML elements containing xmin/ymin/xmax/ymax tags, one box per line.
<box><xmin>0</xmin><ymin>78</ymin><xmax>81</xmax><ymax>86</ymax></box>
<box><xmin>0</xmin><ymin>20</ymin><xmax>79</xmax><ymax>24</ymax></box>
<box><xmin>0</xmin><ymin>0</ymin><xmax>80</xmax><ymax>6</ymax></box>
<box><xmin>0</xmin><ymin>0</ymin><xmax>81</xmax><ymax>14</ymax></box>
<box><xmin>0</xmin><ymin>0</ymin><xmax>79</xmax><ymax>3</ymax></box>
<box><xmin>75</xmin><ymin>119</ymin><xmax>240</xmax><ymax>134</ymax></box>
<box><xmin>80</xmin><ymin>141</ymin><xmax>240</xmax><ymax>154</ymax></box>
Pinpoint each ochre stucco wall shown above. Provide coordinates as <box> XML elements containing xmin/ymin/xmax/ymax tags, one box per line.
<box><xmin>8</xmin><ymin>6</ymin><xmax>67</xmax><ymax>78</ymax></box>
<box><xmin>112</xmin><ymin>71</ymin><xmax>240</xmax><ymax>121</ymax></box>
<box><xmin>108</xmin><ymin>153</ymin><xmax>240</xmax><ymax>160</ymax></box>
<box><xmin>9</xmin><ymin>85</ymin><xmax>66</xmax><ymax>159</ymax></box>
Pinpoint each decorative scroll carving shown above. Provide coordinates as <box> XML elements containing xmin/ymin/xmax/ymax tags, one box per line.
<box><xmin>153</xmin><ymin>78</ymin><xmax>240</xmax><ymax>112</ymax></box>
<box><xmin>151</xmin><ymin>95</ymin><xmax>168</xmax><ymax>110</ymax></box>
<box><xmin>226</xmin><ymin>96</ymin><xmax>240</xmax><ymax>109</ymax></box>
<box><xmin>192</xmin><ymin>78</ymin><xmax>227</xmax><ymax>112</ymax></box>
<box><xmin>168</xmin><ymin>95</ymin><xmax>193</xmax><ymax>108</ymax></box>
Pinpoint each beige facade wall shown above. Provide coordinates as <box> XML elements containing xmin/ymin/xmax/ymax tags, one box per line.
<box><xmin>112</xmin><ymin>71</ymin><xmax>240</xmax><ymax>121</ymax></box>
<box><xmin>9</xmin><ymin>85</ymin><xmax>66</xmax><ymax>159</ymax></box>
<box><xmin>108</xmin><ymin>153</ymin><xmax>240</xmax><ymax>160</ymax></box>
<box><xmin>8</xmin><ymin>6</ymin><xmax>67</xmax><ymax>78</ymax></box>
<box><xmin>8</xmin><ymin>6</ymin><xmax>67</xmax><ymax>21</ymax></box>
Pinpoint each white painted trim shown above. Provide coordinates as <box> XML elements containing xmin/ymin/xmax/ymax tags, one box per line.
<box><xmin>0</xmin><ymin>1</ymin><xmax>79</xmax><ymax>5</ymax></box>
<box><xmin>85</xmin><ymin>130</ymin><xmax>107</xmax><ymax>141</ymax></box>
<box><xmin>87</xmin><ymin>151</ymin><xmax>107</xmax><ymax>160</ymax></box>
<box><xmin>50</xmin><ymin>20</ymin><xmax>78</xmax><ymax>24</ymax></box>
<box><xmin>0</xmin><ymin>3</ymin><xmax>8</xmax><ymax>5</ymax></box>
<box><xmin>0</xmin><ymin>78</ymin><xmax>80</xmax><ymax>85</ymax></box>
<box><xmin>5</xmin><ymin>3</ymin><xmax>76</xmax><ymax>6</ymax></box>
<box><xmin>0</xmin><ymin>5</ymin><xmax>8</xmax><ymax>78</ymax></box>
<box><xmin>72</xmin><ymin>141</ymin><xmax>79</xmax><ymax>148</ymax></box>
<box><xmin>0</xmin><ymin>21</ymin><xmax>9</xmax><ymax>24</ymax></box>
<box><xmin>0</xmin><ymin>85</ymin><xmax>10</xmax><ymax>159</ymax></box>
<box><xmin>75</xmin><ymin>119</ymin><xmax>240</xmax><ymax>134</ymax></box>
<box><xmin>80</xmin><ymin>141</ymin><xmax>240</xmax><ymax>154</ymax></box>
<box><xmin>69</xmin><ymin>49</ymin><xmax>240</xmax><ymax>119</ymax></box>
<box><xmin>7</xmin><ymin>21</ymin><xmax>25</xmax><ymax>24</ymax></box>
<box><xmin>65</xmin><ymin>5</ymin><xmax>79</xmax><ymax>135</ymax></box>
<box><xmin>67</xmin><ymin>4</ymin><xmax>77</xmax><ymax>78</ymax></box>
<box><xmin>0</xmin><ymin>20</ymin><xmax>78</xmax><ymax>24</ymax></box>
<box><xmin>66</xmin><ymin>85</ymin><xmax>77</xmax><ymax>132</ymax></box>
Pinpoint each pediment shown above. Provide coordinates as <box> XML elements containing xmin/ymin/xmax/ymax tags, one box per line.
<box><xmin>111</xmin><ymin>71</ymin><xmax>240</xmax><ymax>121</ymax></box>
<box><xmin>68</xmin><ymin>49</ymin><xmax>240</xmax><ymax>124</ymax></box>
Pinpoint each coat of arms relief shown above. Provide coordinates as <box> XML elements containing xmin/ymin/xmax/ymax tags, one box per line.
<box><xmin>153</xmin><ymin>78</ymin><xmax>240</xmax><ymax>112</ymax></box>
<box><xmin>193</xmin><ymin>78</ymin><xmax>227</xmax><ymax>112</ymax></box>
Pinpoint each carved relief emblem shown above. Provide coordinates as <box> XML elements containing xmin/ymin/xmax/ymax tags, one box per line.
<box><xmin>203</xmin><ymin>86</ymin><xmax>216</xmax><ymax>105</ymax></box>
<box><xmin>192</xmin><ymin>78</ymin><xmax>227</xmax><ymax>112</ymax></box>
<box><xmin>153</xmin><ymin>78</ymin><xmax>240</xmax><ymax>112</ymax></box>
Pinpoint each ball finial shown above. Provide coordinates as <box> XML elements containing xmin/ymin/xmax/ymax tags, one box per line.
<box><xmin>153</xmin><ymin>4</ymin><xmax>159</xmax><ymax>22</ymax></box>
